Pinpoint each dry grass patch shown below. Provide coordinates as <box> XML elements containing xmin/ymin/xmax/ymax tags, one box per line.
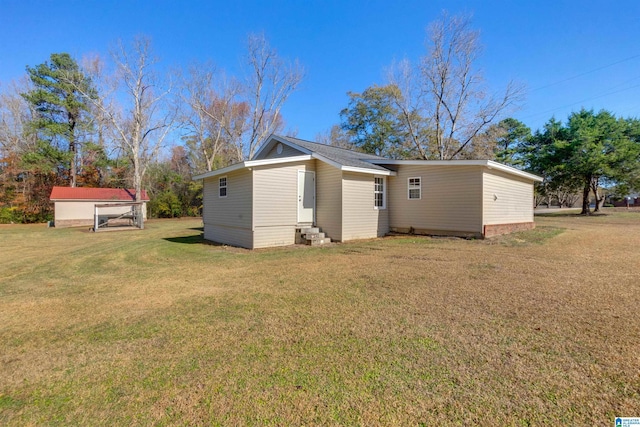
<box><xmin>1</xmin><ymin>215</ymin><xmax>639</xmax><ymax>425</ymax></box>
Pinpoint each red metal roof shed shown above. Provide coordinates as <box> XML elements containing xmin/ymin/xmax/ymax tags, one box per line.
<box><xmin>50</xmin><ymin>187</ymin><xmax>150</xmax><ymax>201</ymax></box>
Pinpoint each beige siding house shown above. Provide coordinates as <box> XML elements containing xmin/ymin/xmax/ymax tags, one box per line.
<box><xmin>386</xmin><ymin>164</ymin><xmax>483</xmax><ymax>236</ymax></box>
<box><xmin>194</xmin><ymin>135</ymin><xmax>542</xmax><ymax>249</ymax></box>
<box><xmin>482</xmin><ymin>169</ymin><xmax>535</xmax><ymax>236</ymax></box>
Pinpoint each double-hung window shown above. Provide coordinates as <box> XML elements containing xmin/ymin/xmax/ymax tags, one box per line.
<box><xmin>219</xmin><ymin>176</ymin><xmax>227</xmax><ymax>198</ymax></box>
<box><xmin>374</xmin><ymin>177</ymin><xmax>386</xmax><ymax>209</ymax></box>
<box><xmin>408</xmin><ymin>177</ymin><xmax>421</xmax><ymax>200</ymax></box>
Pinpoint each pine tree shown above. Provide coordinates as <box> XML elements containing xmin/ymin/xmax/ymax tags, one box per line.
<box><xmin>22</xmin><ymin>53</ymin><xmax>96</xmax><ymax>187</ymax></box>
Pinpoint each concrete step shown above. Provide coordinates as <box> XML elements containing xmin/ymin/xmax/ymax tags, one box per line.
<box><xmin>296</xmin><ymin>226</ymin><xmax>332</xmax><ymax>246</ymax></box>
<box><xmin>306</xmin><ymin>237</ymin><xmax>331</xmax><ymax>246</ymax></box>
<box><xmin>300</xmin><ymin>227</ymin><xmax>319</xmax><ymax>234</ymax></box>
<box><xmin>303</xmin><ymin>232</ymin><xmax>325</xmax><ymax>240</ymax></box>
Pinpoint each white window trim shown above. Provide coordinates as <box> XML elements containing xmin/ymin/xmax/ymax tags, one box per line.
<box><xmin>374</xmin><ymin>176</ymin><xmax>386</xmax><ymax>210</ymax></box>
<box><xmin>219</xmin><ymin>176</ymin><xmax>227</xmax><ymax>198</ymax></box>
<box><xmin>408</xmin><ymin>177</ymin><xmax>421</xmax><ymax>200</ymax></box>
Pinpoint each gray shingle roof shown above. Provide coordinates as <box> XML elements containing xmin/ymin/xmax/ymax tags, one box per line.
<box><xmin>275</xmin><ymin>135</ymin><xmax>391</xmax><ymax>172</ymax></box>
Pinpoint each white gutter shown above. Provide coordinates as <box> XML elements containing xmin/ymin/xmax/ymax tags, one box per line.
<box><xmin>366</xmin><ymin>159</ymin><xmax>542</xmax><ymax>182</ymax></box>
<box><xmin>341</xmin><ymin>165</ymin><xmax>395</xmax><ymax>176</ymax></box>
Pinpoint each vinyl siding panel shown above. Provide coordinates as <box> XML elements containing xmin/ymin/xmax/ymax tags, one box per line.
<box><xmin>252</xmin><ymin>161</ymin><xmax>315</xmax><ymax>247</ymax></box>
<box><xmin>202</xmin><ymin>168</ymin><xmax>253</xmax><ymax>248</ymax></box>
<box><xmin>204</xmin><ymin>225</ymin><xmax>253</xmax><ymax>249</ymax></box>
<box><xmin>388</xmin><ymin>165</ymin><xmax>483</xmax><ymax>234</ymax></box>
<box><xmin>341</xmin><ymin>172</ymin><xmax>389</xmax><ymax>241</ymax></box>
<box><xmin>253</xmin><ymin>226</ymin><xmax>296</xmax><ymax>248</ymax></box>
<box><xmin>315</xmin><ymin>160</ymin><xmax>342</xmax><ymax>241</ymax></box>
<box><xmin>483</xmin><ymin>170</ymin><xmax>534</xmax><ymax>225</ymax></box>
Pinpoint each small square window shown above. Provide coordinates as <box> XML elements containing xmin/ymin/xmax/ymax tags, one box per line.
<box><xmin>408</xmin><ymin>177</ymin><xmax>421</xmax><ymax>200</ymax></box>
<box><xmin>219</xmin><ymin>176</ymin><xmax>227</xmax><ymax>198</ymax></box>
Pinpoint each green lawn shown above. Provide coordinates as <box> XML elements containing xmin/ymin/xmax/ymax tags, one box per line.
<box><xmin>1</xmin><ymin>214</ymin><xmax>639</xmax><ymax>425</ymax></box>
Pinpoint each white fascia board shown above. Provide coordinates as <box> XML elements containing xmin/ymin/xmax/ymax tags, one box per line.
<box><xmin>192</xmin><ymin>155</ymin><xmax>313</xmax><ymax>180</ymax></box>
<box><xmin>246</xmin><ymin>155</ymin><xmax>313</xmax><ymax>167</ymax></box>
<box><xmin>485</xmin><ymin>161</ymin><xmax>544</xmax><ymax>182</ymax></box>
<box><xmin>366</xmin><ymin>159</ymin><xmax>542</xmax><ymax>182</ymax></box>
<box><xmin>251</xmin><ymin>134</ymin><xmax>275</xmax><ymax>159</ymax></box>
<box><xmin>341</xmin><ymin>166</ymin><xmax>396</xmax><ymax>176</ymax></box>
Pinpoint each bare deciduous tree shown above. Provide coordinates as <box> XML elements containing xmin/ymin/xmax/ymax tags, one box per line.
<box><xmin>179</xmin><ymin>65</ymin><xmax>225</xmax><ymax>172</ymax></box>
<box><xmin>80</xmin><ymin>55</ymin><xmax>110</xmax><ymax>150</ymax></box>
<box><xmin>69</xmin><ymin>37</ymin><xmax>175</xmax><ymax>203</ymax></box>
<box><xmin>460</xmin><ymin>123</ymin><xmax>505</xmax><ymax>159</ymax></box>
<box><xmin>388</xmin><ymin>12</ymin><xmax>524</xmax><ymax>160</ymax></box>
<box><xmin>112</xmin><ymin>38</ymin><xmax>175</xmax><ymax>201</ymax></box>
<box><xmin>315</xmin><ymin>124</ymin><xmax>353</xmax><ymax>149</ymax></box>
<box><xmin>178</xmin><ymin>34</ymin><xmax>302</xmax><ymax>167</ymax></box>
<box><xmin>425</xmin><ymin>12</ymin><xmax>524</xmax><ymax>159</ymax></box>
<box><xmin>0</xmin><ymin>80</ymin><xmax>38</xmax><ymax>205</ymax></box>
<box><xmin>243</xmin><ymin>33</ymin><xmax>304</xmax><ymax>159</ymax></box>
<box><xmin>0</xmin><ymin>79</ymin><xmax>36</xmax><ymax>156</ymax></box>
<box><xmin>178</xmin><ymin>65</ymin><xmax>248</xmax><ymax>171</ymax></box>
<box><xmin>386</xmin><ymin>59</ymin><xmax>433</xmax><ymax>159</ymax></box>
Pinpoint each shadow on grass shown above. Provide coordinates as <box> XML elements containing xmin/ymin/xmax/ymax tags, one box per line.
<box><xmin>162</xmin><ymin>234</ymin><xmax>251</xmax><ymax>253</ymax></box>
<box><xmin>163</xmin><ymin>233</ymin><xmax>237</xmax><ymax>249</ymax></box>
<box><xmin>163</xmin><ymin>234</ymin><xmax>206</xmax><ymax>245</ymax></box>
<box><xmin>535</xmin><ymin>213</ymin><xmax>585</xmax><ymax>217</ymax></box>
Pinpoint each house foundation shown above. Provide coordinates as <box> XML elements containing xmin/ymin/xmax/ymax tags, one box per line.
<box><xmin>483</xmin><ymin>222</ymin><xmax>535</xmax><ymax>238</ymax></box>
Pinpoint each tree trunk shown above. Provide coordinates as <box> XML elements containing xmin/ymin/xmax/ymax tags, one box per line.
<box><xmin>133</xmin><ymin>155</ymin><xmax>141</xmax><ymax>202</ymax></box>
<box><xmin>580</xmin><ymin>182</ymin><xmax>591</xmax><ymax>215</ymax></box>
<box><xmin>69</xmin><ymin>139</ymin><xmax>77</xmax><ymax>187</ymax></box>
<box><xmin>591</xmin><ymin>179</ymin><xmax>604</xmax><ymax>212</ymax></box>
<box><xmin>68</xmin><ymin>115</ymin><xmax>77</xmax><ymax>188</ymax></box>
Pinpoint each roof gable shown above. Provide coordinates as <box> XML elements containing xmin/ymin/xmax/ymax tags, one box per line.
<box><xmin>254</xmin><ymin>135</ymin><xmax>394</xmax><ymax>174</ymax></box>
<box><xmin>253</xmin><ymin>138</ymin><xmax>307</xmax><ymax>160</ymax></box>
<box><xmin>49</xmin><ymin>187</ymin><xmax>150</xmax><ymax>201</ymax></box>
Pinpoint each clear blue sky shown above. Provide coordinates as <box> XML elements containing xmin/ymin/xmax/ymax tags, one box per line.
<box><xmin>2</xmin><ymin>0</ymin><xmax>640</xmax><ymax>140</ymax></box>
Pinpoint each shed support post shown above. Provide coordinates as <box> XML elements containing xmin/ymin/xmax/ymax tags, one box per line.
<box><xmin>94</xmin><ymin>204</ymin><xmax>98</xmax><ymax>232</ymax></box>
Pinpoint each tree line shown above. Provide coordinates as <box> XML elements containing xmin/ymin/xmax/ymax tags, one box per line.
<box><xmin>1</xmin><ymin>12</ymin><xmax>639</xmax><ymax>223</ymax></box>
<box><xmin>0</xmin><ymin>34</ymin><xmax>303</xmax><ymax>223</ymax></box>
<box><xmin>320</xmin><ymin>13</ymin><xmax>640</xmax><ymax>215</ymax></box>
<box><xmin>334</xmin><ymin>96</ymin><xmax>640</xmax><ymax>215</ymax></box>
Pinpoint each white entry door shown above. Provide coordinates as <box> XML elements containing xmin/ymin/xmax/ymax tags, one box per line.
<box><xmin>297</xmin><ymin>170</ymin><xmax>315</xmax><ymax>224</ymax></box>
